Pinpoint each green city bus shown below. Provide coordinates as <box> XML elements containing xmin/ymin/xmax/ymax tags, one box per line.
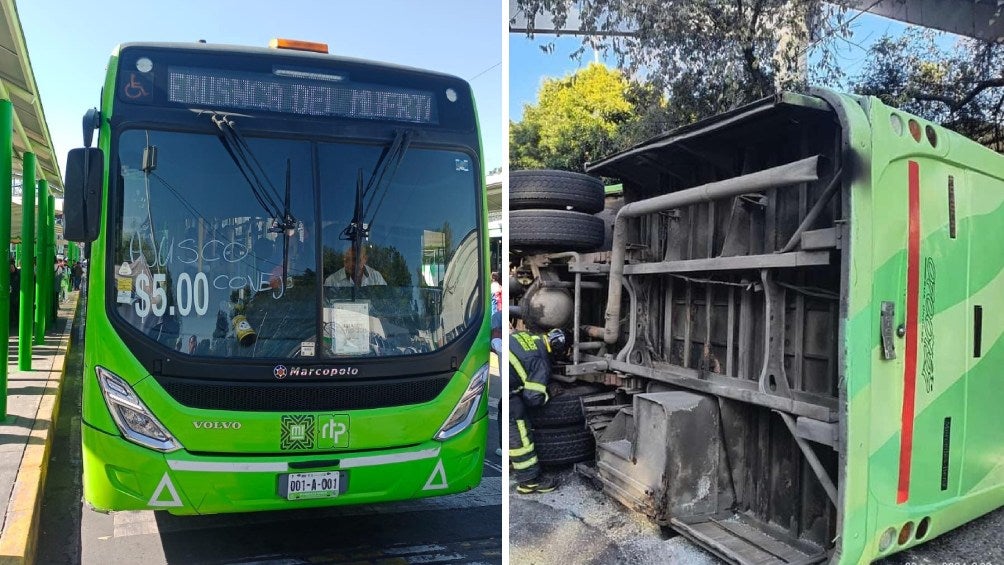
<box><xmin>62</xmin><ymin>40</ymin><xmax>490</xmax><ymax>514</ymax></box>
<box><xmin>512</xmin><ymin>88</ymin><xmax>1004</xmax><ymax>563</ymax></box>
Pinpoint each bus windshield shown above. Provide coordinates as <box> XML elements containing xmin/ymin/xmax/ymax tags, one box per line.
<box><xmin>113</xmin><ymin>127</ymin><xmax>480</xmax><ymax>360</ymax></box>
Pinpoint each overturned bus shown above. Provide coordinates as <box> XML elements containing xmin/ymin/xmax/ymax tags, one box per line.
<box><xmin>510</xmin><ymin>88</ymin><xmax>1004</xmax><ymax>564</ymax></box>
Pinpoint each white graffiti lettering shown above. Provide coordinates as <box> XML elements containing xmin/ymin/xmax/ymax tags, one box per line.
<box><xmin>128</xmin><ymin>233</ymin><xmax>254</xmax><ymax>267</ymax></box>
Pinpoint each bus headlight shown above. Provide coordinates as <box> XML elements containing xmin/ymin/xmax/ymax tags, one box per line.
<box><xmin>96</xmin><ymin>366</ymin><xmax>181</xmax><ymax>453</ymax></box>
<box><xmin>434</xmin><ymin>364</ymin><xmax>489</xmax><ymax>441</ymax></box>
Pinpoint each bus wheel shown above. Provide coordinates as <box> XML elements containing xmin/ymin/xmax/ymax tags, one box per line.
<box><xmin>510</xmin><ymin>210</ymin><xmax>605</xmax><ymax>251</ymax></box>
<box><xmin>530</xmin><ymin>395</ymin><xmax>586</xmax><ymax>428</ymax></box>
<box><xmin>510</xmin><ymin>170</ymin><xmax>605</xmax><ymax>214</ymax></box>
<box><xmin>529</xmin><ymin>384</ymin><xmax>606</xmax><ymax>428</ymax></box>
<box><xmin>535</xmin><ymin>426</ymin><xmax>596</xmax><ymax>467</ymax></box>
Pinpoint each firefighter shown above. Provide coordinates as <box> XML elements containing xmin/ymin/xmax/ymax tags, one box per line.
<box><xmin>509</xmin><ymin>327</ymin><xmax>568</xmax><ymax>494</ymax></box>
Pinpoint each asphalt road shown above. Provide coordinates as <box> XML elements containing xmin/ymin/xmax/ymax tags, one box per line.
<box><xmin>36</xmin><ymin>303</ymin><xmax>503</xmax><ymax>565</ymax></box>
<box><xmin>511</xmin><ymin>467</ymin><xmax>1004</xmax><ymax>565</ymax></box>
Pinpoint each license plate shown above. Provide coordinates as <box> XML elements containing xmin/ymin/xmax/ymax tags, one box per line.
<box><xmin>283</xmin><ymin>471</ymin><xmax>340</xmax><ymax>500</ymax></box>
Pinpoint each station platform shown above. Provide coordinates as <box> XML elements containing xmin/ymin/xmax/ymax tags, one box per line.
<box><xmin>0</xmin><ymin>292</ymin><xmax>79</xmax><ymax>565</ymax></box>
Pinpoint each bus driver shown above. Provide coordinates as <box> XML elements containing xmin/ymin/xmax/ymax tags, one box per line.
<box><xmin>323</xmin><ymin>245</ymin><xmax>386</xmax><ymax>287</ymax></box>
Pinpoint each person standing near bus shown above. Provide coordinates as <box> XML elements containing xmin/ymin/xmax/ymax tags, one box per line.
<box><xmin>490</xmin><ymin>271</ymin><xmax>502</xmax><ymax>313</ymax></box>
<box><xmin>71</xmin><ymin>260</ymin><xmax>83</xmax><ymax>290</ymax></box>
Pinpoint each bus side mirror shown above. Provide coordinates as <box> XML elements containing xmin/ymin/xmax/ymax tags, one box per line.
<box><xmin>63</xmin><ymin>147</ymin><xmax>104</xmax><ymax>242</ymax></box>
<box><xmin>83</xmin><ymin>108</ymin><xmax>100</xmax><ymax>148</ymax></box>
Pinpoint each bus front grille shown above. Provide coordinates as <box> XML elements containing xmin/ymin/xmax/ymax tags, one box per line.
<box><xmin>155</xmin><ymin>374</ymin><xmax>452</xmax><ymax>412</ymax></box>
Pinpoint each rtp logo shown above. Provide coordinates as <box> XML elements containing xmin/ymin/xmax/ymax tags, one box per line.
<box><xmin>318</xmin><ymin>414</ymin><xmax>350</xmax><ymax>448</ymax></box>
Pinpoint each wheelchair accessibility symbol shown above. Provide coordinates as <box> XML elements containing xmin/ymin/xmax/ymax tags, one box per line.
<box><xmin>123</xmin><ymin>73</ymin><xmax>149</xmax><ymax>99</ymax></box>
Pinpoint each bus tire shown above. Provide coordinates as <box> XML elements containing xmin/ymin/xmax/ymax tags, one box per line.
<box><xmin>510</xmin><ymin>170</ymin><xmax>605</xmax><ymax>213</ymax></box>
<box><xmin>529</xmin><ymin>395</ymin><xmax>586</xmax><ymax>428</ymax></box>
<box><xmin>529</xmin><ymin>384</ymin><xmax>605</xmax><ymax>428</ymax></box>
<box><xmin>510</xmin><ymin>210</ymin><xmax>605</xmax><ymax>251</ymax></box>
<box><xmin>535</xmin><ymin>426</ymin><xmax>596</xmax><ymax>467</ymax></box>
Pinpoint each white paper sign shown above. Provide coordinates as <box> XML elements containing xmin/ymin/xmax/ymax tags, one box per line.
<box><xmin>324</xmin><ymin>302</ymin><xmax>370</xmax><ymax>355</ymax></box>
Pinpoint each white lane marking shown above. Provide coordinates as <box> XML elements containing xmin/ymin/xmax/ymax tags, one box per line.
<box><xmin>422</xmin><ymin>459</ymin><xmax>449</xmax><ymax>491</ymax></box>
<box><xmin>383</xmin><ymin>544</ymin><xmax>447</xmax><ymax>555</ymax></box>
<box><xmin>147</xmin><ymin>473</ymin><xmax>183</xmax><ymax>507</ymax></box>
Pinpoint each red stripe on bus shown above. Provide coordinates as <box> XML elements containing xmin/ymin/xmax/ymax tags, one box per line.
<box><xmin>898</xmin><ymin>160</ymin><xmax>921</xmax><ymax>504</ymax></box>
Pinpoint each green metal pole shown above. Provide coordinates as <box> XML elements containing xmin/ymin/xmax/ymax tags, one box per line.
<box><xmin>47</xmin><ymin>192</ymin><xmax>55</xmax><ymax>327</ymax></box>
<box><xmin>0</xmin><ymin>99</ymin><xmax>12</xmax><ymax>418</ymax></box>
<box><xmin>18</xmin><ymin>153</ymin><xmax>35</xmax><ymax>370</ymax></box>
<box><xmin>34</xmin><ymin>180</ymin><xmax>48</xmax><ymax>343</ymax></box>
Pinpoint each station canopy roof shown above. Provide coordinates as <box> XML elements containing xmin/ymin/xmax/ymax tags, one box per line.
<box><xmin>1</xmin><ymin>0</ymin><xmax>65</xmax><ymax>241</ymax></box>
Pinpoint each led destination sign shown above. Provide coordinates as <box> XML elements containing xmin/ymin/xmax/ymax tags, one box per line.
<box><xmin>167</xmin><ymin>66</ymin><xmax>438</xmax><ymax>124</ymax></box>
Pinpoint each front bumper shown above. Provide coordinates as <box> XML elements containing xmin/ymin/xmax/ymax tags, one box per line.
<box><xmin>82</xmin><ymin>415</ymin><xmax>487</xmax><ymax>515</ymax></box>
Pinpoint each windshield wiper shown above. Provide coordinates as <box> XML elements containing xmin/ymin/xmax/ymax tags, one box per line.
<box><xmin>341</xmin><ymin>129</ymin><xmax>413</xmax><ymax>288</ymax></box>
<box><xmin>212</xmin><ymin>113</ymin><xmax>297</xmax><ymax>235</ymax></box>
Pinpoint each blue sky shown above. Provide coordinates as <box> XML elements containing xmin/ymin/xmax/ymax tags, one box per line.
<box><xmin>509</xmin><ymin>10</ymin><xmax>930</xmax><ymax>123</ymax></box>
<box><xmin>17</xmin><ymin>0</ymin><xmax>503</xmax><ymax>177</ymax></box>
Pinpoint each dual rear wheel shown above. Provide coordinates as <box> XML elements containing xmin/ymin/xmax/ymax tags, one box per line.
<box><xmin>509</xmin><ymin>170</ymin><xmax>606</xmax><ymax>252</ymax></box>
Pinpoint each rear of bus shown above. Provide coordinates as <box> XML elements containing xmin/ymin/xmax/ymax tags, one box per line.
<box><xmin>64</xmin><ymin>41</ymin><xmax>490</xmax><ymax>514</ymax></box>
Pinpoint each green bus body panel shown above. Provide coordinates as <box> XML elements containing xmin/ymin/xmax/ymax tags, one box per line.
<box><xmin>81</xmin><ymin>47</ymin><xmax>493</xmax><ymax>514</ymax></box>
<box><xmin>82</xmin><ymin>416</ymin><xmax>487</xmax><ymax>515</ymax></box>
<box><xmin>834</xmin><ymin>90</ymin><xmax>1004</xmax><ymax>562</ymax></box>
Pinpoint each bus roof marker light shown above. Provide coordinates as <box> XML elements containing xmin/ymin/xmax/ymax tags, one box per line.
<box><xmin>925</xmin><ymin>125</ymin><xmax>938</xmax><ymax>148</ymax></box>
<box><xmin>908</xmin><ymin>119</ymin><xmax>922</xmax><ymax>142</ymax></box>
<box><xmin>889</xmin><ymin>113</ymin><xmax>904</xmax><ymax>136</ymax></box>
<box><xmin>269</xmin><ymin>38</ymin><xmax>329</xmax><ymax>54</ymax></box>
<box><xmin>897</xmin><ymin>521</ymin><xmax>914</xmax><ymax>545</ymax></box>
<box><xmin>878</xmin><ymin>527</ymin><xmax>896</xmax><ymax>552</ymax></box>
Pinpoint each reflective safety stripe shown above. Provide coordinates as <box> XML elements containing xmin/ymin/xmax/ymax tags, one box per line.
<box><xmin>509</xmin><ymin>352</ymin><xmax>529</xmax><ymax>381</ymax></box>
<box><xmin>511</xmin><ymin>455</ymin><xmax>539</xmax><ymax>470</ymax></box>
<box><xmin>340</xmin><ymin>447</ymin><xmax>441</xmax><ymax>469</ymax></box>
<box><xmin>512</xmin><ymin>419</ymin><xmax>535</xmax><ymax>458</ymax></box>
<box><xmin>509</xmin><ymin>442</ymin><xmax>535</xmax><ymax>457</ymax></box>
<box><xmin>510</xmin><ymin>350</ymin><xmax>549</xmax><ymax>402</ymax></box>
<box><xmin>516</xmin><ymin>420</ymin><xmax>532</xmax><ymax>445</ymax></box>
<box><xmin>168</xmin><ymin>460</ymin><xmax>289</xmax><ymax>473</ymax></box>
<box><xmin>510</xmin><ymin>353</ymin><xmax>550</xmax><ymax>401</ymax></box>
<box><xmin>523</xmin><ymin>380</ymin><xmax>548</xmax><ymax>398</ymax></box>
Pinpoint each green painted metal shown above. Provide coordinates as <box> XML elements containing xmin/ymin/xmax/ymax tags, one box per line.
<box><xmin>78</xmin><ymin>44</ymin><xmax>490</xmax><ymax>516</ymax></box>
<box><xmin>47</xmin><ymin>192</ymin><xmax>55</xmax><ymax>326</ymax></box>
<box><xmin>0</xmin><ymin>99</ymin><xmax>12</xmax><ymax>418</ymax></box>
<box><xmin>830</xmin><ymin>91</ymin><xmax>1004</xmax><ymax>562</ymax></box>
<box><xmin>33</xmin><ymin>179</ymin><xmax>47</xmax><ymax>344</ymax></box>
<box><xmin>17</xmin><ymin>152</ymin><xmax>34</xmax><ymax>370</ymax></box>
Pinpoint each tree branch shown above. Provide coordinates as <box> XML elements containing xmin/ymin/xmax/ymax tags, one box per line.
<box><xmin>909</xmin><ymin>78</ymin><xmax>1004</xmax><ymax>111</ymax></box>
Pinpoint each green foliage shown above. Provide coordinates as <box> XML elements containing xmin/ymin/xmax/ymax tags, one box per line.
<box><xmin>516</xmin><ymin>0</ymin><xmax>858</xmax><ymax>121</ymax></box>
<box><xmin>516</xmin><ymin>1</ymin><xmax>1003</xmax><ymax>152</ymax></box>
<box><xmin>850</xmin><ymin>28</ymin><xmax>1004</xmax><ymax>150</ymax></box>
<box><xmin>510</xmin><ymin>63</ymin><xmax>671</xmax><ymax>171</ymax></box>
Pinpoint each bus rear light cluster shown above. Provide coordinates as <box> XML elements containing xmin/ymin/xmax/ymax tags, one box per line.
<box><xmin>434</xmin><ymin>364</ymin><xmax>489</xmax><ymax>441</ymax></box>
<box><xmin>97</xmin><ymin>366</ymin><xmax>181</xmax><ymax>453</ymax></box>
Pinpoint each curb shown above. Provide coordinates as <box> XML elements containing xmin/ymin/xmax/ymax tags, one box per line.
<box><xmin>0</xmin><ymin>294</ymin><xmax>80</xmax><ymax>565</ymax></box>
